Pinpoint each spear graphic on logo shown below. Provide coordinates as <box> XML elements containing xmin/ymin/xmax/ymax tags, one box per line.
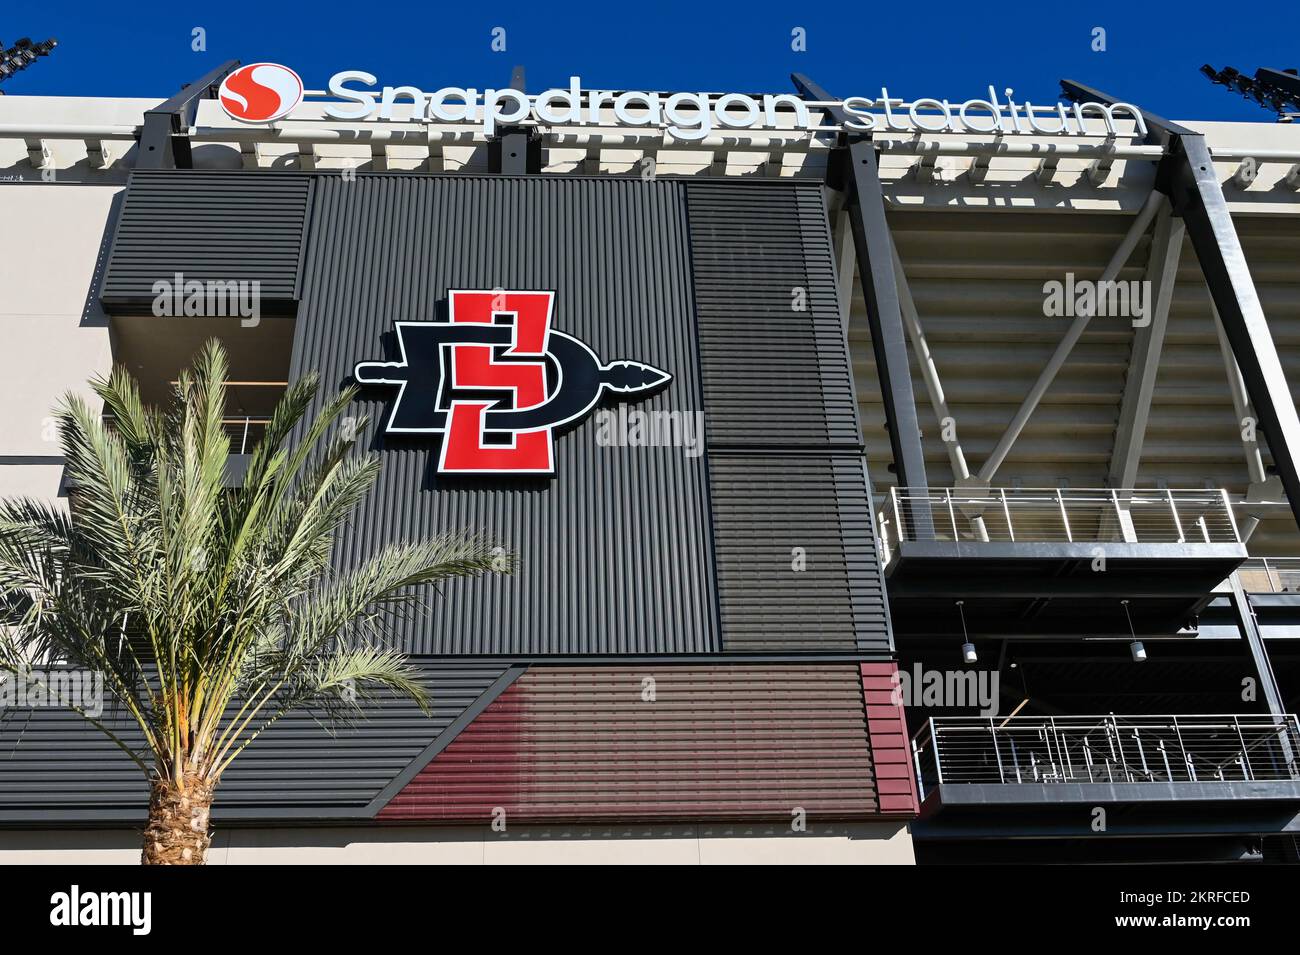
<box><xmin>353</xmin><ymin>320</ymin><xmax>671</xmax><ymax>438</ymax></box>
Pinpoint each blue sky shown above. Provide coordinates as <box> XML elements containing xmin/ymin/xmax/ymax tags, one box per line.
<box><xmin>3</xmin><ymin>1</ymin><xmax>1297</xmax><ymax>122</ymax></box>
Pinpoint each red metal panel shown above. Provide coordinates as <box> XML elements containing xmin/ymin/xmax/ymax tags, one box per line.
<box><xmin>859</xmin><ymin>662</ymin><xmax>921</xmax><ymax>817</ymax></box>
<box><xmin>379</xmin><ymin>665</ymin><xmax>886</xmax><ymax>823</ymax></box>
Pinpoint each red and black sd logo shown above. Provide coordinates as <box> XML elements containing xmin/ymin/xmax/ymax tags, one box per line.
<box><xmin>353</xmin><ymin>290</ymin><xmax>671</xmax><ymax>475</ymax></box>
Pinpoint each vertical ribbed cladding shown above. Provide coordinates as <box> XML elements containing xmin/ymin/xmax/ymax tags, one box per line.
<box><xmin>710</xmin><ymin>455</ymin><xmax>890</xmax><ymax>653</ymax></box>
<box><xmin>292</xmin><ymin>176</ymin><xmax>718</xmax><ymax>655</ymax></box>
<box><xmin>100</xmin><ymin>170</ymin><xmax>312</xmax><ymax>310</ymax></box>
<box><xmin>0</xmin><ymin>662</ymin><xmax>510</xmax><ymax>822</ymax></box>
<box><xmin>378</xmin><ymin>664</ymin><xmax>880</xmax><ymax>822</ymax></box>
<box><xmin>685</xmin><ymin>180</ymin><xmax>859</xmax><ymax>447</ymax></box>
<box><xmin>685</xmin><ymin>180</ymin><xmax>890</xmax><ymax>654</ymax></box>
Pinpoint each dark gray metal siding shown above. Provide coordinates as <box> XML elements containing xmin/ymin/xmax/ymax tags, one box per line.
<box><xmin>0</xmin><ymin>662</ymin><xmax>508</xmax><ymax>823</ymax></box>
<box><xmin>100</xmin><ymin>170</ymin><xmax>311</xmax><ymax>310</ymax></box>
<box><xmin>685</xmin><ymin>181</ymin><xmax>890</xmax><ymax>655</ymax></box>
<box><xmin>686</xmin><ymin>181</ymin><xmax>860</xmax><ymax>448</ymax></box>
<box><xmin>294</xmin><ymin>176</ymin><xmax>718</xmax><ymax>655</ymax></box>
<box><xmin>710</xmin><ymin>454</ymin><xmax>890</xmax><ymax>653</ymax></box>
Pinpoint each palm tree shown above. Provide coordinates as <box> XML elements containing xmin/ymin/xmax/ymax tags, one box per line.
<box><xmin>0</xmin><ymin>340</ymin><xmax>507</xmax><ymax>864</ymax></box>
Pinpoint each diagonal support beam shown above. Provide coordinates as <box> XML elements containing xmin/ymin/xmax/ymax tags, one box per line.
<box><xmin>793</xmin><ymin>73</ymin><xmax>932</xmax><ymax>538</ymax></box>
<box><xmin>1063</xmin><ymin>78</ymin><xmax>1300</xmax><ymax>535</ymax></box>
<box><xmin>977</xmin><ymin>189</ymin><xmax>1164</xmax><ymax>484</ymax></box>
<box><xmin>1108</xmin><ymin>198</ymin><xmax>1183</xmax><ymax>489</ymax></box>
<box><xmin>1171</xmin><ymin>136</ymin><xmax>1300</xmax><ymax>530</ymax></box>
<box><xmin>890</xmin><ymin>238</ymin><xmax>972</xmax><ymax>483</ymax></box>
<box><xmin>1212</xmin><ymin>302</ymin><xmax>1269</xmax><ymax>485</ymax></box>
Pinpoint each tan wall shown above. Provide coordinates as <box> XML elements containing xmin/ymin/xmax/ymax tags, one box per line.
<box><xmin>0</xmin><ymin>182</ymin><xmax>118</xmax><ymax>502</ymax></box>
<box><xmin>0</xmin><ymin>821</ymin><xmax>914</xmax><ymax>865</ymax></box>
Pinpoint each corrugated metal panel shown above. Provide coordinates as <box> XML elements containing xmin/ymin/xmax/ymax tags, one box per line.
<box><xmin>0</xmin><ymin>662</ymin><xmax>508</xmax><ymax>823</ymax></box>
<box><xmin>378</xmin><ymin>664</ymin><xmax>880</xmax><ymax>822</ymax></box>
<box><xmin>686</xmin><ymin>181</ymin><xmax>861</xmax><ymax>448</ymax></box>
<box><xmin>710</xmin><ymin>454</ymin><xmax>890</xmax><ymax>653</ymax></box>
<box><xmin>684</xmin><ymin>180</ymin><xmax>890</xmax><ymax>654</ymax></box>
<box><xmin>294</xmin><ymin>175</ymin><xmax>718</xmax><ymax>654</ymax></box>
<box><xmin>101</xmin><ymin>170</ymin><xmax>311</xmax><ymax>308</ymax></box>
<box><xmin>860</xmin><ymin>663</ymin><xmax>920</xmax><ymax>815</ymax></box>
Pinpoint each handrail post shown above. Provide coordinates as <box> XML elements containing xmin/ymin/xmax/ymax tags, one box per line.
<box><xmin>1221</xmin><ymin>487</ymin><xmax>1242</xmax><ymax>544</ymax></box>
<box><xmin>241</xmin><ymin>416</ymin><xmax>251</xmax><ymax>455</ymax></box>
<box><xmin>930</xmin><ymin>717</ymin><xmax>943</xmax><ymax>785</ymax></box>
<box><xmin>912</xmin><ymin>734</ymin><xmax>926</xmax><ymax>800</ymax></box>
<box><xmin>1233</xmin><ymin>715</ymin><xmax>1253</xmax><ymax>781</ymax></box>
<box><xmin>990</xmin><ymin>717</ymin><xmax>1006</xmax><ymax>783</ymax></box>
<box><xmin>1171</xmin><ymin>715</ymin><xmax>1192</xmax><ymax>781</ymax></box>
<box><xmin>891</xmin><ymin>486</ymin><xmax>903</xmax><ymax>542</ymax></box>
<box><xmin>1167</xmin><ymin>488</ymin><xmax>1186</xmax><ymax>543</ymax></box>
<box><xmin>1056</xmin><ymin>488</ymin><xmax>1072</xmax><ymax>542</ymax></box>
<box><xmin>945</xmin><ymin>487</ymin><xmax>958</xmax><ymax>542</ymax></box>
<box><xmin>1000</xmin><ymin>488</ymin><xmax>1014</xmax><ymax>541</ymax></box>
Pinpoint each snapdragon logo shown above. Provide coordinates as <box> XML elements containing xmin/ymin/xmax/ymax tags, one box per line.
<box><xmin>152</xmin><ymin>272</ymin><xmax>262</xmax><ymax>327</ymax></box>
<box><xmin>50</xmin><ymin>886</ymin><xmax>151</xmax><ymax>936</ymax></box>
<box><xmin>218</xmin><ymin>63</ymin><xmax>304</xmax><ymax>122</ymax></box>
<box><xmin>891</xmin><ymin>664</ymin><xmax>1000</xmax><ymax>717</ymax></box>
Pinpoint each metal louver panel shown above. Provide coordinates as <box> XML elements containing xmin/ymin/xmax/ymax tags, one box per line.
<box><xmin>686</xmin><ymin>180</ymin><xmax>860</xmax><ymax>447</ymax></box>
<box><xmin>378</xmin><ymin>664</ymin><xmax>881</xmax><ymax>821</ymax></box>
<box><xmin>101</xmin><ymin>170</ymin><xmax>311</xmax><ymax>310</ymax></box>
<box><xmin>294</xmin><ymin>175</ymin><xmax>718</xmax><ymax>655</ymax></box>
<box><xmin>710</xmin><ymin>454</ymin><xmax>890</xmax><ymax>653</ymax></box>
<box><xmin>0</xmin><ymin>662</ymin><xmax>510</xmax><ymax>823</ymax></box>
<box><xmin>685</xmin><ymin>179</ymin><xmax>890</xmax><ymax>654</ymax></box>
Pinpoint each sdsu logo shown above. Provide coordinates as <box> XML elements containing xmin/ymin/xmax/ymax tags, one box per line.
<box><xmin>218</xmin><ymin>63</ymin><xmax>303</xmax><ymax>122</ymax></box>
<box><xmin>354</xmin><ymin>290</ymin><xmax>671</xmax><ymax>475</ymax></box>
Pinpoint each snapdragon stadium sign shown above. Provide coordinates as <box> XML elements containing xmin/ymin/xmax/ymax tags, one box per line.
<box><xmin>218</xmin><ymin>64</ymin><xmax>1148</xmax><ymax>140</ymax></box>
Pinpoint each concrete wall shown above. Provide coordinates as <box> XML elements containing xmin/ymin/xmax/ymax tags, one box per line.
<box><xmin>0</xmin><ymin>182</ymin><xmax>119</xmax><ymax>503</ymax></box>
<box><xmin>0</xmin><ymin>822</ymin><xmax>914</xmax><ymax>865</ymax></box>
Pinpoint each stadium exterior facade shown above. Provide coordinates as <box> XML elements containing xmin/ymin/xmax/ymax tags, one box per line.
<box><xmin>1</xmin><ymin>61</ymin><xmax>1300</xmax><ymax>864</ymax></box>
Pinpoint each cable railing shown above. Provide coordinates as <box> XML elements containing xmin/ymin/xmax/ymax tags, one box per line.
<box><xmin>1237</xmin><ymin>558</ymin><xmax>1300</xmax><ymax>594</ymax></box>
<box><xmin>880</xmin><ymin>487</ymin><xmax>1241</xmax><ymax>559</ymax></box>
<box><xmin>912</xmin><ymin>714</ymin><xmax>1300</xmax><ymax>800</ymax></box>
<box><xmin>102</xmin><ymin>414</ymin><xmax>271</xmax><ymax>455</ymax></box>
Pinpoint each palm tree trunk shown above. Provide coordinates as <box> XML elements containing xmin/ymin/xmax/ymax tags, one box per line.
<box><xmin>141</xmin><ymin>772</ymin><xmax>213</xmax><ymax>865</ymax></box>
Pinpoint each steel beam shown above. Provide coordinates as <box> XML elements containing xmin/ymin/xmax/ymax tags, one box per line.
<box><xmin>489</xmin><ymin>65</ymin><xmax>541</xmax><ymax>174</ymax></box>
<box><xmin>137</xmin><ymin>59</ymin><xmax>239</xmax><ymax>170</ymax></box>
<box><xmin>890</xmin><ymin>237</ymin><xmax>974</xmax><ymax>486</ymax></box>
<box><xmin>1063</xmin><ymin>78</ymin><xmax>1300</xmax><ymax>534</ymax></box>
<box><xmin>1109</xmin><ymin>199</ymin><xmax>1183</xmax><ymax>489</ymax></box>
<box><xmin>1229</xmin><ymin>575</ymin><xmax>1288</xmax><ymax>719</ymax></box>
<box><xmin>793</xmin><ymin>73</ymin><xmax>932</xmax><ymax>537</ymax></box>
<box><xmin>978</xmin><ymin>189</ymin><xmax>1163</xmax><ymax>484</ymax></box>
<box><xmin>1212</xmin><ymin>301</ymin><xmax>1275</xmax><ymax>541</ymax></box>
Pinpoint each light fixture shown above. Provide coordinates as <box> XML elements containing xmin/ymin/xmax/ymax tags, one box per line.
<box><xmin>1122</xmin><ymin>599</ymin><xmax>1146</xmax><ymax>663</ymax></box>
<box><xmin>0</xmin><ymin>37</ymin><xmax>57</xmax><ymax>87</ymax></box>
<box><xmin>956</xmin><ymin>600</ymin><xmax>977</xmax><ymax>664</ymax></box>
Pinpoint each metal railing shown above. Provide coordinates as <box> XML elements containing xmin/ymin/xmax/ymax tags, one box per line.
<box><xmin>880</xmin><ymin>487</ymin><xmax>1241</xmax><ymax>558</ymax></box>
<box><xmin>222</xmin><ymin>416</ymin><xmax>271</xmax><ymax>455</ymax></box>
<box><xmin>912</xmin><ymin>714</ymin><xmax>1300</xmax><ymax>799</ymax></box>
<box><xmin>103</xmin><ymin>414</ymin><xmax>271</xmax><ymax>454</ymax></box>
<box><xmin>1237</xmin><ymin>558</ymin><xmax>1300</xmax><ymax>594</ymax></box>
